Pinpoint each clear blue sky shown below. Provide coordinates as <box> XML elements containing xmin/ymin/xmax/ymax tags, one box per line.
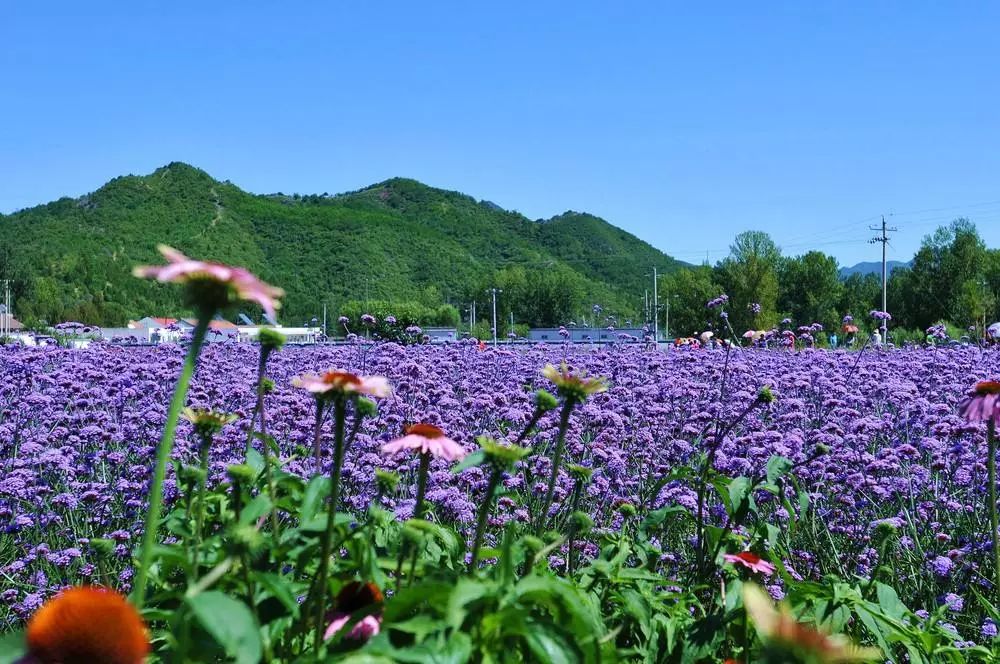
<box><xmin>2</xmin><ymin>2</ymin><xmax>999</xmax><ymax>266</ymax></box>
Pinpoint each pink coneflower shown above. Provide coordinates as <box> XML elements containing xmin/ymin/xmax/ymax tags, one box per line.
<box><xmin>381</xmin><ymin>423</ymin><xmax>466</xmax><ymax>461</ymax></box>
<box><xmin>958</xmin><ymin>380</ymin><xmax>1000</xmax><ymax>424</ymax></box>
<box><xmin>723</xmin><ymin>551</ymin><xmax>776</xmax><ymax>576</ymax></box>
<box><xmin>133</xmin><ymin>245</ymin><xmax>284</xmax><ymax>322</ymax></box>
<box><xmin>292</xmin><ymin>370</ymin><xmax>390</xmax><ymax>399</ymax></box>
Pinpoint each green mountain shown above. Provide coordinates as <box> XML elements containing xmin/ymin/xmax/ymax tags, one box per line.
<box><xmin>0</xmin><ymin>163</ymin><xmax>683</xmax><ymax>327</ymax></box>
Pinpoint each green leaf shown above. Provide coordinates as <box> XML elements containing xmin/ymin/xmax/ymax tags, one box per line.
<box><xmin>0</xmin><ymin>630</ymin><xmax>26</xmax><ymax>664</ymax></box>
<box><xmin>245</xmin><ymin>446</ymin><xmax>265</xmax><ymax>476</ymax></box>
<box><xmin>446</xmin><ymin>577</ymin><xmax>492</xmax><ymax>629</ymax></box>
<box><xmin>875</xmin><ymin>582</ymin><xmax>907</xmax><ymax>620</ymax></box>
<box><xmin>186</xmin><ymin>591</ymin><xmax>263</xmax><ymax>664</ymax></box>
<box><xmin>765</xmin><ymin>455</ymin><xmax>793</xmax><ymax>483</ymax></box>
<box><xmin>451</xmin><ymin>449</ymin><xmax>486</xmax><ymax>474</ymax></box>
<box><xmin>239</xmin><ymin>494</ymin><xmax>274</xmax><ymax>526</ymax></box>
<box><xmin>300</xmin><ymin>475</ymin><xmax>330</xmax><ymax>523</ymax></box>
<box><xmin>523</xmin><ymin>623</ymin><xmax>576</xmax><ymax>664</ymax></box>
<box><xmin>255</xmin><ymin>572</ymin><xmax>300</xmax><ymax>617</ymax></box>
<box><xmin>726</xmin><ymin>476</ymin><xmax>751</xmax><ymax>515</ymax></box>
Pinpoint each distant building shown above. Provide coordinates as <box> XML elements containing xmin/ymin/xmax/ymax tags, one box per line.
<box><xmin>238</xmin><ymin>325</ymin><xmax>320</xmax><ymax>344</ymax></box>
<box><xmin>0</xmin><ymin>314</ymin><xmax>24</xmax><ymax>331</ymax></box>
<box><xmin>423</xmin><ymin>327</ymin><xmax>457</xmax><ymax>344</ymax></box>
<box><xmin>101</xmin><ymin>327</ymin><xmax>151</xmax><ymax>344</ymax></box>
<box><xmin>528</xmin><ymin>327</ymin><xmax>646</xmax><ymax>343</ymax></box>
<box><xmin>129</xmin><ymin>316</ymin><xmax>240</xmax><ymax>343</ymax></box>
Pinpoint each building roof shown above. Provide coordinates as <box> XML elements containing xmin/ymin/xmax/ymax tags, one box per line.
<box><xmin>1</xmin><ymin>314</ymin><xmax>23</xmax><ymax>330</ymax></box>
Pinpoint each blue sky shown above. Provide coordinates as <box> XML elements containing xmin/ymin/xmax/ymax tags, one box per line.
<box><xmin>2</xmin><ymin>2</ymin><xmax>999</xmax><ymax>265</ymax></box>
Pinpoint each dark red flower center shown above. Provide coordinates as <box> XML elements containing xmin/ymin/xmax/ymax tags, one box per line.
<box><xmin>335</xmin><ymin>581</ymin><xmax>383</xmax><ymax>614</ymax></box>
<box><xmin>322</xmin><ymin>371</ymin><xmax>361</xmax><ymax>387</ymax></box>
<box><xmin>973</xmin><ymin>380</ymin><xmax>1000</xmax><ymax>396</ymax></box>
<box><xmin>406</xmin><ymin>423</ymin><xmax>445</xmax><ymax>438</ymax></box>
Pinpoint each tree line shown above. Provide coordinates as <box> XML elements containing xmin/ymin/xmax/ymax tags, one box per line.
<box><xmin>660</xmin><ymin>219</ymin><xmax>1000</xmax><ymax>341</ymax></box>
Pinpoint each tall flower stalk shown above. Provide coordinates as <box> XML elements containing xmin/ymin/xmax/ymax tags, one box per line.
<box><xmin>534</xmin><ymin>363</ymin><xmax>606</xmax><ymax>534</ymax></box>
<box><xmin>989</xmin><ymin>418</ymin><xmax>999</xmax><ymax>593</ymax></box>
<box><xmin>133</xmin><ymin>311</ymin><xmax>211</xmax><ymax>608</ymax></box>
<box><xmin>383</xmin><ymin>423</ymin><xmax>466</xmax><ymax>590</ymax></box>
<box><xmin>957</xmin><ymin>380</ymin><xmax>1000</xmax><ymax>593</ymax></box>
<box><xmin>460</xmin><ymin>436</ymin><xmax>530</xmax><ymax>573</ymax></box>
<box><xmin>182</xmin><ymin>408</ymin><xmax>236</xmax><ymax>580</ymax></box>
<box><xmin>313</xmin><ymin>397</ymin><xmax>347</xmax><ymax>649</ymax></box>
<box><xmin>130</xmin><ymin>245</ymin><xmax>284</xmax><ymax>610</ymax></box>
<box><xmin>291</xmin><ymin>370</ymin><xmax>389</xmax><ymax>649</ymax></box>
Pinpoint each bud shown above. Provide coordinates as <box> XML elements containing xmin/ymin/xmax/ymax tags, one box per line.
<box><xmin>226</xmin><ymin>524</ymin><xmax>264</xmax><ymax>558</ymax></box>
<box><xmin>616</xmin><ymin>501</ymin><xmax>637</xmax><ymax>518</ymax></box>
<box><xmin>178</xmin><ymin>464</ymin><xmax>207</xmax><ymax>486</ymax></box>
<box><xmin>258</xmin><ymin>327</ymin><xmax>286</xmax><ymax>351</ymax></box>
<box><xmin>226</xmin><ymin>464</ymin><xmax>256</xmax><ymax>486</ymax></box>
<box><xmin>533</xmin><ymin>389</ymin><xmax>559</xmax><ymax>413</ymax></box>
<box><xmin>479</xmin><ymin>436</ymin><xmax>530</xmax><ymax>468</ymax></box>
<box><xmin>567</xmin><ymin>464</ymin><xmax>594</xmax><ymax>483</ymax></box>
<box><xmin>570</xmin><ymin>510</ymin><xmax>594</xmax><ymax>533</ymax></box>
<box><xmin>356</xmin><ymin>397</ymin><xmax>378</xmax><ymax>419</ymax></box>
<box><xmin>757</xmin><ymin>386</ymin><xmax>776</xmax><ymax>404</ymax></box>
<box><xmin>89</xmin><ymin>538</ymin><xmax>115</xmax><ymax>557</ymax></box>
<box><xmin>375</xmin><ymin>469</ymin><xmax>400</xmax><ymax>495</ymax></box>
<box><xmin>520</xmin><ymin>535</ymin><xmax>545</xmax><ymax>554</ymax></box>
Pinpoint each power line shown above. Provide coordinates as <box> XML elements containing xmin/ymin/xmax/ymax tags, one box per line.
<box><xmin>868</xmin><ymin>216</ymin><xmax>898</xmax><ymax>337</ymax></box>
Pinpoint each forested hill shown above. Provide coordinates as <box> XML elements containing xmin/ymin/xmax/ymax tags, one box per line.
<box><xmin>0</xmin><ymin>162</ymin><xmax>683</xmax><ymax>326</ymax></box>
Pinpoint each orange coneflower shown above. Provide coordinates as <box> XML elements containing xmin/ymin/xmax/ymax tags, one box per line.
<box><xmin>743</xmin><ymin>584</ymin><xmax>880</xmax><ymax>663</ymax></box>
<box><xmin>26</xmin><ymin>586</ymin><xmax>150</xmax><ymax>664</ymax></box>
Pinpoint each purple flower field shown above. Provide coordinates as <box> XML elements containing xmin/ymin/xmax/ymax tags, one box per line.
<box><xmin>1</xmin><ymin>342</ymin><xmax>997</xmax><ymax>635</ymax></box>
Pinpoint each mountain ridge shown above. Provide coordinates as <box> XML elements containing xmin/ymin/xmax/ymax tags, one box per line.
<box><xmin>0</xmin><ymin>162</ymin><xmax>683</xmax><ymax>327</ymax></box>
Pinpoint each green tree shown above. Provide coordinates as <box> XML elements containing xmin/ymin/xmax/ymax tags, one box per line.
<box><xmin>659</xmin><ymin>265</ymin><xmax>721</xmax><ymax>338</ymax></box>
<box><xmin>713</xmin><ymin>231</ymin><xmax>781</xmax><ymax>331</ymax></box>
<box><xmin>777</xmin><ymin>251</ymin><xmax>842</xmax><ymax>330</ymax></box>
<box><xmin>898</xmin><ymin>219</ymin><xmax>986</xmax><ymax>329</ymax></box>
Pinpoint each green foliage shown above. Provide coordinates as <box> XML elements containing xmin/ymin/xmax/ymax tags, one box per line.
<box><xmin>0</xmin><ymin>164</ymin><xmax>682</xmax><ymax>327</ymax></box>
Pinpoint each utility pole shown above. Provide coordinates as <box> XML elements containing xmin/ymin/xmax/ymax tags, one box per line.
<box><xmin>1</xmin><ymin>279</ymin><xmax>10</xmax><ymax>339</ymax></box>
<box><xmin>869</xmin><ymin>216</ymin><xmax>898</xmax><ymax>339</ymax></box>
<box><xmin>665</xmin><ymin>295</ymin><xmax>670</xmax><ymax>340</ymax></box>
<box><xmin>322</xmin><ymin>303</ymin><xmax>327</xmax><ymax>338</ymax></box>
<box><xmin>471</xmin><ymin>300</ymin><xmax>477</xmax><ymax>334</ymax></box>
<box><xmin>644</xmin><ymin>289</ymin><xmax>649</xmax><ymax>324</ymax></box>
<box><xmin>651</xmin><ymin>267</ymin><xmax>659</xmax><ymax>342</ymax></box>
<box><xmin>509</xmin><ymin>310</ymin><xmax>514</xmax><ymax>339</ymax></box>
<box><xmin>486</xmin><ymin>288</ymin><xmax>501</xmax><ymax>345</ymax></box>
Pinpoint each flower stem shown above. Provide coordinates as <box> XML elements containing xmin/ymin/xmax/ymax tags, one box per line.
<box><xmin>133</xmin><ymin>312</ymin><xmax>211</xmax><ymax>610</ymax></box>
<box><xmin>191</xmin><ymin>441</ymin><xmax>211</xmax><ymax>581</ymax></box>
<box><xmin>468</xmin><ymin>466</ymin><xmax>502</xmax><ymax>574</ymax></box>
<box><xmin>988</xmin><ymin>419</ymin><xmax>999</xmax><ymax>594</ymax></box>
<box><xmin>313</xmin><ymin>398</ymin><xmax>347</xmax><ymax>650</ymax></box>
<box><xmin>255</xmin><ymin>349</ymin><xmax>280</xmax><ymax>535</ymax></box>
<box><xmin>535</xmin><ymin>400</ymin><xmax>574</xmax><ymax>534</ymax></box>
<box><xmin>312</xmin><ymin>399</ymin><xmax>325</xmax><ymax>476</ymax></box>
<box><xmin>413</xmin><ymin>452</ymin><xmax>432</xmax><ymax>521</ymax></box>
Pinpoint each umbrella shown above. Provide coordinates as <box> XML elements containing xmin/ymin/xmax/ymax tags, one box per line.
<box><xmin>988</xmin><ymin>322</ymin><xmax>1000</xmax><ymax>339</ymax></box>
<box><xmin>700</xmin><ymin>331</ymin><xmax>714</xmax><ymax>344</ymax></box>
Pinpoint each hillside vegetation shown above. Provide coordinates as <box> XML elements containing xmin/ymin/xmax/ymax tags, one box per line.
<box><xmin>0</xmin><ymin>163</ymin><xmax>682</xmax><ymax>327</ymax></box>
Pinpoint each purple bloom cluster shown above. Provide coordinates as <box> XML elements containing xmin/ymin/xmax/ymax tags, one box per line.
<box><xmin>706</xmin><ymin>294</ymin><xmax>730</xmax><ymax>309</ymax></box>
<box><xmin>1</xmin><ymin>342</ymin><xmax>998</xmax><ymax>632</ymax></box>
